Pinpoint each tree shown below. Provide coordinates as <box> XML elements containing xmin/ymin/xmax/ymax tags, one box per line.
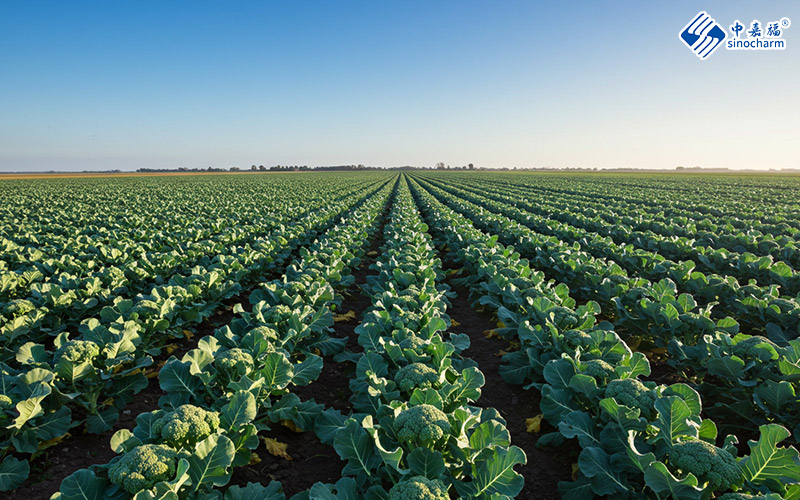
<box><xmin>259</xmin><ymin>165</ymin><xmax>266</xmax><ymax>171</ymax></box>
<box><xmin>468</xmin><ymin>163</ymin><xmax>475</xmax><ymax>170</ymax></box>
<box><xmin>435</xmin><ymin>162</ymin><xmax>445</xmax><ymax>170</ymax></box>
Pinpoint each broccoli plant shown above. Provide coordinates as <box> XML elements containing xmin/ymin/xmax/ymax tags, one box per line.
<box><xmin>667</xmin><ymin>439</ymin><xmax>742</xmax><ymax>492</ymax></box>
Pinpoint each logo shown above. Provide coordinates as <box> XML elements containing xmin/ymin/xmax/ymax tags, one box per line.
<box><xmin>727</xmin><ymin>17</ymin><xmax>790</xmax><ymax>51</ymax></box>
<box><xmin>679</xmin><ymin>11</ymin><xmax>726</xmax><ymax>59</ymax></box>
<box><xmin>680</xmin><ymin>11</ymin><xmax>791</xmax><ymax>59</ymax></box>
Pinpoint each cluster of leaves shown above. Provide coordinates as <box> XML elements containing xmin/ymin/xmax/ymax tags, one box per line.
<box><xmin>303</xmin><ymin>181</ymin><xmax>526</xmax><ymax>499</ymax></box>
<box><xmin>0</xmin><ymin>175</ymin><xmax>395</xmax><ymax>490</ymax></box>
<box><xmin>44</xmin><ymin>180</ymin><xmax>394</xmax><ymax>498</ymax></box>
<box><xmin>409</xmin><ymin>176</ymin><xmax>800</xmax><ymax>499</ymax></box>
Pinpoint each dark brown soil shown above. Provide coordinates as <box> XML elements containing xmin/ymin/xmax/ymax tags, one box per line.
<box><xmin>443</xmin><ymin>273</ymin><xmax>573</xmax><ymax>500</ymax></box>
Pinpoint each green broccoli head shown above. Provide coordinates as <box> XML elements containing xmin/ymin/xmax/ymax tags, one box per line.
<box><xmin>54</xmin><ymin>340</ymin><xmax>100</xmax><ymax>365</ymax></box>
<box><xmin>151</xmin><ymin>404</ymin><xmax>220</xmax><ymax>448</ymax></box>
<box><xmin>732</xmin><ymin>336</ymin><xmax>779</xmax><ymax>360</ymax></box>
<box><xmin>547</xmin><ymin>307</ymin><xmax>579</xmax><ymax>329</ymax></box>
<box><xmin>582</xmin><ymin>359</ymin><xmax>616</xmax><ymax>382</ymax></box>
<box><xmin>265</xmin><ymin>305</ymin><xmax>294</xmax><ymax>325</ymax></box>
<box><xmin>562</xmin><ymin>330</ymin><xmax>594</xmax><ymax>350</ymax></box>
<box><xmin>2</xmin><ymin>299</ymin><xmax>35</xmax><ymax>318</ymax></box>
<box><xmin>214</xmin><ymin>348</ymin><xmax>254</xmax><ymax>383</ymax></box>
<box><xmin>394</xmin><ymin>404</ymin><xmax>451</xmax><ymax>448</ymax></box>
<box><xmin>668</xmin><ymin>439</ymin><xmax>742</xmax><ymax>491</ymax></box>
<box><xmin>398</xmin><ymin>336</ymin><xmax>427</xmax><ymax>352</ymax></box>
<box><xmin>388</xmin><ymin>475</ymin><xmax>449</xmax><ymax>500</ymax></box>
<box><xmin>109</xmin><ymin>444</ymin><xmax>178</xmax><ymax>495</ymax></box>
<box><xmin>395</xmin><ymin>363</ymin><xmax>439</xmax><ymax>393</ymax></box>
<box><xmin>0</xmin><ymin>394</ymin><xmax>12</xmax><ymax>410</ymax></box>
<box><xmin>605</xmin><ymin>378</ymin><xmax>657</xmax><ymax>418</ymax></box>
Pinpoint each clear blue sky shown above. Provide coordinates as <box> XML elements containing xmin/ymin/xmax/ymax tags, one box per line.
<box><xmin>1</xmin><ymin>1</ymin><xmax>797</xmax><ymax>171</ymax></box>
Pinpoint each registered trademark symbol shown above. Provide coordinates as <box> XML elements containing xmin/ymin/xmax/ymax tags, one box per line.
<box><xmin>781</xmin><ymin>17</ymin><xmax>791</xmax><ymax>28</ymax></box>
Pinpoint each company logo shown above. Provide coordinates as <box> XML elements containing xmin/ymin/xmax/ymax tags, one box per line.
<box><xmin>680</xmin><ymin>11</ymin><xmax>791</xmax><ymax>59</ymax></box>
<box><xmin>727</xmin><ymin>17</ymin><xmax>790</xmax><ymax>51</ymax></box>
<box><xmin>679</xmin><ymin>11</ymin><xmax>726</xmax><ymax>59</ymax></box>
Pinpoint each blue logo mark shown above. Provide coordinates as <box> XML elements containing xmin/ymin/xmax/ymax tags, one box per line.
<box><xmin>679</xmin><ymin>11</ymin><xmax>727</xmax><ymax>59</ymax></box>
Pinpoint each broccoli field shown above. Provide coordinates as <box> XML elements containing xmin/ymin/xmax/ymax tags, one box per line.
<box><xmin>1</xmin><ymin>171</ymin><xmax>800</xmax><ymax>499</ymax></box>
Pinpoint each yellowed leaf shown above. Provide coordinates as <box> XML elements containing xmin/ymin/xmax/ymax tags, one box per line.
<box><xmin>314</xmin><ymin>348</ymin><xmax>321</xmax><ymax>356</ymax></box>
<box><xmin>496</xmin><ymin>320</ymin><xmax>506</xmax><ymax>328</ymax></box>
<box><xmin>482</xmin><ymin>329</ymin><xmax>499</xmax><ymax>339</ymax></box>
<box><xmin>525</xmin><ymin>414</ymin><xmax>543</xmax><ymax>433</ymax></box>
<box><xmin>495</xmin><ymin>350</ymin><xmax>509</xmax><ymax>357</ymax></box>
<box><xmin>446</xmin><ymin>268</ymin><xmax>462</xmax><ymax>276</ymax></box>
<box><xmin>281</xmin><ymin>419</ymin><xmax>304</xmax><ymax>433</ymax></box>
<box><xmin>333</xmin><ymin>310</ymin><xmax>357</xmax><ymax>322</ymax></box>
<box><xmin>248</xmin><ymin>452</ymin><xmax>261</xmax><ymax>465</ymax></box>
<box><xmin>38</xmin><ymin>433</ymin><xmax>70</xmax><ymax>451</ymax></box>
<box><xmin>451</xmin><ymin>320</ymin><xmax>461</xmax><ymax>327</ymax></box>
<box><xmin>571</xmin><ymin>463</ymin><xmax>580</xmax><ymax>480</ymax></box>
<box><xmin>182</xmin><ymin>329</ymin><xmax>194</xmax><ymax>340</ymax></box>
<box><xmin>165</xmin><ymin>344</ymin><xmax>178</xmax><ymax>355</ymax></box>
<box><xmin>262</xmin><ymin>437</ymin><xmax>292</xmax><ymax>460</ymax></box>
<box><xmin>367</xmin><ymin>251</ymin><xmax>378</xmax><ymax>257</ymax></box>
<box><xmin>508</xmin><ymin>341</ymin><xmax>520</xmax><ymax>349</ymax></box>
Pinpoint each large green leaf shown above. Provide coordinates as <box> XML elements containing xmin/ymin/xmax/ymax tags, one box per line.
<box><xmin>576</xmin><ymin>446</ymin><xmax>628</xmax><ymax>496</ymax></box>
<box><xmin>407</xmin><ymin>448</ymin><xmax>445</xmax><ymax>480</ymax></box>
<box><xmin>653</xmin><ymin>396</ymin><xmax>698</xmax><ymax>445</ymax></box>
<box><xmin>51</xmin><ymin>469</ymin><xmax>108</xmax><ymax>500</ymax></box>
<box><xmin>332</xmin><ymin>419</ymin><xmax>381</xmax><ymax>481</ymax></box>
<box><xmin>224</xmin><ymin>481</ymin><xmax>285</xmax><ymax>500</ymax></box>
<box><xmin>461</xmin><ymin>445</ymin><xmax>527</xmax><ymax>499</ymax></box>
<box><xmin>0</xmin><ymin>456</ymin><xmax>29</xmax><ymax>492</ymax></box>
<box><xmin>187</xmin><ymin>434</ymin><xmax>235</xmax><ymax>491</ymax></box>
<box><xmin>740</xmin><ymin>424</ymin><xmax>800</xmax><ymax>489</ymax></box>
<box><xmin>643</xmin><ymin>461</ymin><xmax>703</xmax><ymax>500</ymax></box>
<box><xmin>221</xmin><ymin>391</ymin><xmax>257</xmax><ymax>431</ymax></box>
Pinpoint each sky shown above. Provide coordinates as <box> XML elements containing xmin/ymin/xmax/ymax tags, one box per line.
<box><xmin>0</xmin><ymin>1</ymin><xmax>798</xmax><ymax>171</ymax></box>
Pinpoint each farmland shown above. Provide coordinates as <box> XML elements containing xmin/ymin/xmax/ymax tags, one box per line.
<box><xmin>1</xmin><ymin>171</ymin><xmax>799</xmax><ymax>500</ymax></box>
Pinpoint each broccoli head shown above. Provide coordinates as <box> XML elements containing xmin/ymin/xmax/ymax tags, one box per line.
<box><xmin>394</xmin><ymin>404</ymin><xmax>451</xmax><ymax>448</ymax></box>
<box><xmin>109</xmin><ymin>444</ymin><xmax>178</xmax><ymax>494</ymax></box>
<box><xmin>265</xmin><ymin>305</ymin><xmax>294</xmax><ymax>325</ymax></box>
<box><xmin>2</xmin><ymin>299</ymin><xmax>35</xmax><ymax>318</ymax></box>
<box><xmin>582</xmin><ymin>359</ymin><xmax>616</xmax><ymax>382</ymax></box>
<box><xmin>395</xmin><ymin>363</ymin><xmax>439</xmax><ymax>393</ymax></box>
<box><xmin>388</xmin><ymin>475</ymin><xmax>449</xmax><ymax>500</ymax></box>
<box><xmin>151</xmin><ymin>404</ymin><xmax>220</xmax><ymax>448</ymax></box>
<box><xmin>605</xmin><ymin>378</ymin><xmax>657</xmax><ymax>418</ymax></box>
<box><xmin>667</xmin><ymin>439</ymin><xmax>741</xmax><ymax>491</ymax></box>
<box><xmin>562</xmin><ymin>330</ymin><xmax>594</xmax><ymax>350</ymax></box>
<box><xmin>547</xmin><ymin>307</ymin><xmax>579</xmax><ymax>329</ymax></box>
<box><xmin>214</xmin><ymin>348</ymin><xmax>254</xmax><ymax>383</ymax></box>
<box><xmin>54</xmin><ymin>340</ymin><xmax>100</xmax><ymax>365</ymax></box>
<box><xmin>398</xmin><ymin>336</ymin><xmax>427</xmax><ymax>352</ymax></box>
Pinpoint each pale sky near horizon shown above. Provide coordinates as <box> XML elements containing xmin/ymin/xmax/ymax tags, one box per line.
<box><xmin>1</xmin><ymin>1</ymin><xmax>798</xmax><ymax>171</ymax></box>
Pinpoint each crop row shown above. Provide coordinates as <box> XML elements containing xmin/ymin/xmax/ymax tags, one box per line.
<box><xmin>0</xmin><ymin>177</ymin><xmax>394</xmax><ymax>490</ymax></box>
<box><xmin>407</xmin><ymin>175</ymin><xmax>800</xmax><ymax>499</ymax></box>
<box><xmin>43</xmin><ymin>176</ymin><xmax>395</xmax><ymax>498</ymax></box>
